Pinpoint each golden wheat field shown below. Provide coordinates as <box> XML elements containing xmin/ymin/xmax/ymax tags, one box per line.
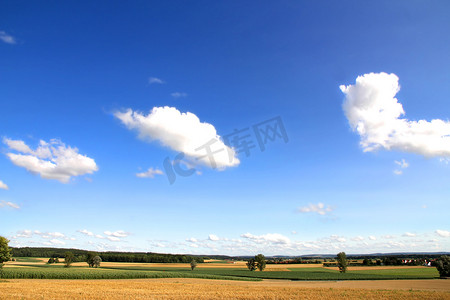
<box><xmin>1</xmin><ymin>278</ymin><xmax>449</xmax><ymax>300</ymax></box>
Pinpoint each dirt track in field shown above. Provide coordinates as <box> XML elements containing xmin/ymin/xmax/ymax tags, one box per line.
<box><xmin>0</xmin><ymin>278</ymin><xmax>449</xmax><ymax>299</ymax></box>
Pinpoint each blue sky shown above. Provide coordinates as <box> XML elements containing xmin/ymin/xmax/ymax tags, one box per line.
<box><xmin>1</xmin><ymin>1</ymin><xmax>450</xmax><ymax>255</ymax></box>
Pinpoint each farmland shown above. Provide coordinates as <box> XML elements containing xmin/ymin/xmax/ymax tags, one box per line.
<box><xmin>1</xmin><ymin>258</ymin><xmax>449</xmax><ymax>299</ymax></box>
<box><xmin>1</xmin><ymin>258</ymin><xmax>442</xmax><ymax>281</ymax></box>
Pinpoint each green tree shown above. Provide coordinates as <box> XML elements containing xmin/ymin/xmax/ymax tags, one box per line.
<box><xmin>54</xmin><ymin>257</ymin><xmax>60</xmax><ymax>263</ymax></box>
<box><xmin>86</xmin><ymin>252</ymin><xmax>96</xmax><ymax>267</ymax></box>
<box><xmin>255</xmin><ymin>254</ymin><xmax>266</xmax><ymax>271</ymax></box>
<box><xmin>246</xmin><ymin>258</ymin><xmax>257</xmax><ymax>271</ymax></box>
<box><xmin>93</xmin><ymin>256</ymin><xmax>102</xmax><ymax>268</ymax></box>
<box><xmin>0</xmin><ymin>236</ymin><xmax>12</xmax><ymax>278</ymax></box>
<box><xmin>337</xmin><ymin>252</ymin><xmax>348</xmax><ymax>273</ymax></box>
<box><xmin>435</xmin><ymin>255</ymin><xmax>450</xmax><ymax>278</ymax></box>
<box><xmin>190</xmin><ymin>259</ymin><xmax>197</xmax><ymax>271</ymax></box>
<box><xmin>64</xmin><ymin>251</ymin><xmax>75</xmax><ymax>268</ymax></box>
<box><xmin>47</xmin><ymin>257</ymin><xmax>55</xmax><ymax>264</ymax></box>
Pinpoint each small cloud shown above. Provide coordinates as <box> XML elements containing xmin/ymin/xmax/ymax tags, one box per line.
<box><xmin>45</xmin><ymin>239</ymin><xmax>65</xmax><ymax>246</ymax></box>
<box><xmin>148</xmin><ymin>77</ymin><xmax>165</xmax><ymax>84</ymax></box>
<box><xmin>104</xmin><ymin>230</ymin><xmax>129</xmax><ymax>238</ymax></box>
<box><xmin>0</xmin><ymin>180</ymin><xmax>9</xmax><ymax>190</ymax></box>
<box><xmin>0</xmin><ymin>200</ymin><xmax>20</xmax><ymax>209</ymax></box>
<box><xmin>298</xmin><ymin>203</ymin><xmax>333</xmax><ymax>216</ymax></box>
<box><xmin>14</xmin><ymin>230</ymin><xmax>33</xmax><ymax>238</ymax></box>
<box><xmin>241</xmin><ymin>233</ymin><xmax>291</xmax><ymax>245</ymax></box>
<box><xmin>208</xmin><ymin>234</ymin><xmax>219</xmax><ymax>241</ymax></box>
<box><xmin>368</xmin><ymin>235</ymin><xmax>376</xmax><ymax>241</ymax></box>
<box><xmin>351</xmin><ymin>236</ymin><xmax>364</xmax><ymax>241</ymax></box>
<box><xmin>395</xmin><ymin>159</ymin><xmax>409</xmax><ymax>169</ymax></box>
<box><xmin>107</xmin><ymin>236</ymin><xmax>120</xmax><ymax>242</ymax></box>
<box><xmin>394</xmin><ymin>159</ymin><xmax>409</xmax><ymax>175</ymax></box>
<box><xmin>78</xmin><ymin>229</ymin><xmax>94</xmax><ymax>236</ymax></box>
<box><xmin>136</xmin><ymin>167</ymin><xmax>164</xmax><ymax>178</ymax></box>
<box><xmin>291</xmin><ymin>231</ymin><xmax>297</xmax><ymax>235</ymax></box>
<box><xmin>3</xmin><ymin>138</ymin><xmax>98</xmax><ymax>183</ymax></box>
<box><xmin>0</xmin><ymin>31</ymin><xmax>16</xmax><ymax>44</ymax></box>
<box><xmin>402</xmin><ymin>232</ymin><xmax>416</xmax><ymax>237</ymax></box>
<box><xmin>436</xmin><ymin>229</ymin><xmax>450</xmax><ymax>238</ymax></box>
<box><xmin>171</xmin><ymin>92</ymin><xmax>187</xmax><ymax>98</ymax></box>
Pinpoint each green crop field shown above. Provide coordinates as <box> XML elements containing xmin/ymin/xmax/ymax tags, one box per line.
<box><xmin>100</xmin><ymin>265</ymin><xmax>439</xmax><ymax>281</ymax></box>
<box><xmin>1</xmin><ymin>260</ymin><xmax>440</xmax><ymax>281</ymax></box>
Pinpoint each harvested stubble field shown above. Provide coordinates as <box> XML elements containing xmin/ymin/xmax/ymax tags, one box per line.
<box><xmin>0</xmin><ymin>278</ymin><xmax>449</xmax><ymax>299</ymax></box>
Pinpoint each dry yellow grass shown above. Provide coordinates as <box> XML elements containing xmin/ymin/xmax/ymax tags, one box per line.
<box><xmin>0</xmin><ymin>279</ymin><xmax>449</xmax><ymax>299</ymax></box>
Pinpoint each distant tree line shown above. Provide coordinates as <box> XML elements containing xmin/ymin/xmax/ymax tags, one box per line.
<box><xmin>11</xmin><ymin>247</ymin><xmax>204</xmax><ymax>264</ymax></box>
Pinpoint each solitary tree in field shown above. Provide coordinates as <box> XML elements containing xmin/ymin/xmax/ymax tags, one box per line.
<box><xmin>64</xmin><ymin>252</ymin><xmax>75</xmax><ymax>268</ymax></box>
<box><xmin>337</xmin><ymin>252</ymin><xmax>348</xmax><ymax>273</ymax></box>
<box><xmin>255</xmin><ymin>254</ymin><xmax>266</xmax><ymax>271</ymax></box>
<box><xmin>93</xmin><ymin>256</ymin><xmax>102</xmax><ymax>268</ymax></box>
<box><xmin>435</xmin><ymin>255</ymin><xmax>450</xmax><ymax>278</ymax></box>
<box><xmin>86</xmin><ymin>252</ymin><xmax>96</xmax><ymax>267</ymax></box>
<box><xmin>246</xmin><ymin>258</ymin><xmax>257</xmax><ymax>271</ymax></box>
<box><xmin>47</xmin><ymin>257</ymin><xmax>55</xmax><ymax>264</ymax></box>
<box><xmin>0</xmin><ymin>236</ymin><xmax>12</xmax><ymax>278</ymax></box>
<box><xmin>190</xmin><ymin>259</ymin><xmax>197</xmax><ymax>271</ymax></box>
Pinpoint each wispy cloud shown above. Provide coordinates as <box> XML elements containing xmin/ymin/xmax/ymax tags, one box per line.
<box><xmin>171</xmin><ymin>92</ymin><xmax>187</xmax><ymax>98</ymax></box>
<box><xmin>136</xmin><ymin>167</ymin><xmax>163</xmax><ymax>178</ymax></box>
<box><xmin>298</xmin><ymin>203</ymin><xmax>333</xmax><ymax>216</ymax></box>
<box><xmin>104</xmin><ymin>230</ymin><xmax>129</xmax><ymax>238</ymax></box>
<box><xmin>208</xmin><ymin>234</ymin><xmax>220</xmax><ymax>241</ymax></box>
<box><xmin>436</xmin><ymin>229</ymin><xmax>450</xmax><ymax>238</ymax></box>
<box><xmin>148</xmin><ymin>77</ymin><xmax>165</xmax><ymax>84</ymax></box>
<box><xmin>341</xmin><ymin>72</ymin><xmax>450</xmax><ymax>158</ymax></box>
<box><xmin>0</xmin><ymin>31</ymin><xmax>16</xmax><ymax>44</ymax></box>
<box><xmin>3</xmin><ymin>138</ymin><xmax>98</xmax><ymax>183</ymax></box>
<box><xmin>0</xmin><ymin>200</ymin><xmax>20</xmax><ymax>209</ymax></box>
<box><xmin>394</xmin><ymin>159</ymin><xmax>409</xmax><ymax>175</ymax></box>
<box><xmin>0</xmin><ymin>180</ymin><xmax>9</xmax><ymax>190</ymax></box>
<box><xmin>241</xmin><ymin>233</ymin><xmax>291</xmax><ymax>245</ymax></box>
<box><xmin>402</xmin><ymin>232</ymin><xmax>417</xmax><ymax>237</ymax></box>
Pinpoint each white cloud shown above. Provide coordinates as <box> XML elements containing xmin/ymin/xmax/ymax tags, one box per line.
<box><xmin>340</xmin><ymin>72</ymin><xmax>450</xmax><ymax>158</ymax></box>
<box><xmin>171</xmin><ymin>92</ymin><xmax>187</xmax><ymax>98</ymax></box>
<box><xmin>298</xmin><ymin>203</ymin><xmax>333</xmax><ymax>215</ymax></box>
<box><xmin>0</xmin><ymin>180</ymin><xmax>9</xmax><ymax>190</ymax></box>
<box><xmin>0</xmin><ymin>200</ymin><xmax>20</xmax><ymax>209</ymax></box>
<box><xmin>114</xmin><ymin>106</ymin><xmax>240</xmax><ymax>169</ymax></box>
<box><xmin>436</xmin><ymin>230</ymin><xmax>450</xmax><ymax>238</ymax></box>
<box><xmin>15</xmin><ymin>230</ymin><xmax>32</xmax><ymax>238</ymax></box>
<box><xmin>208</xmin><ymin>234</ymin><xmax>220</xmax><ymax>241</ymax></box>
<box><xmin>104</xmin><ymin>230</ymin><xmax>128</xmax><ymax>238</ymax></box>
<box><xmin>0</xmin><ymin>31</ymin><xmax>16</xmax><ymax>44</ymax></box>
<box><xmin>107</xmin><ymin>236</ymin><xmax>120</xmax><ymax>242</ymax></box>
<box><xmin>241</xmin><ymin>233</ymin><xmax>291</xmax><ymax>245</ymax></box>
<box><xmin>136</xmin><ymin>167</ymin><xmax>164</xmax><ymax>178</ymax></box>
<box><xmin>4</xmin><ymin>138</ymin><xmax>98</xmax><ymax>183</ymax></box>
<box><xmin>368</xmin><ymin>236</ymin><xmax>377</xmax><ymax>241</ymax></box>
<box><xmin>403</xmin><ymin>232</ymin><xmax>417</xmax><ymax>237</ymax></box>
<box><xmin>351</xmin><ymin>236</ymin><xmax>364</xmax><ymax>241</ymax></box>
<box><xmin>394</xmin><ymin>159</ymin><xmax>409</xmax><ymax>175</ymax></box>
<box><xmin>186</xmin><ymin>237</ymin><xmax>198</xmax><ymax>243</ymax></box>
<box><xmin>78</xmin><ymin>229</ymin><xmax>94</xmax><ymax>236</ymax></box>
<box><xmin>148</xmin><ymin>77</ymin><xmax>165</xmax><ymax>84</ymax></box>
<box><xmin>43</xmin><ymin>239</ymin><xmax>65</xmax><ymax>246</ymax></box>
<box><xmin>47</xmin><ymin>232</ymin><xmax>65</xmax><ymax>238</ymax></box>
<box><xmin>395</xmin><ymin>159</ymin><xmax>409</xmax><ymax>169</ymax></box>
